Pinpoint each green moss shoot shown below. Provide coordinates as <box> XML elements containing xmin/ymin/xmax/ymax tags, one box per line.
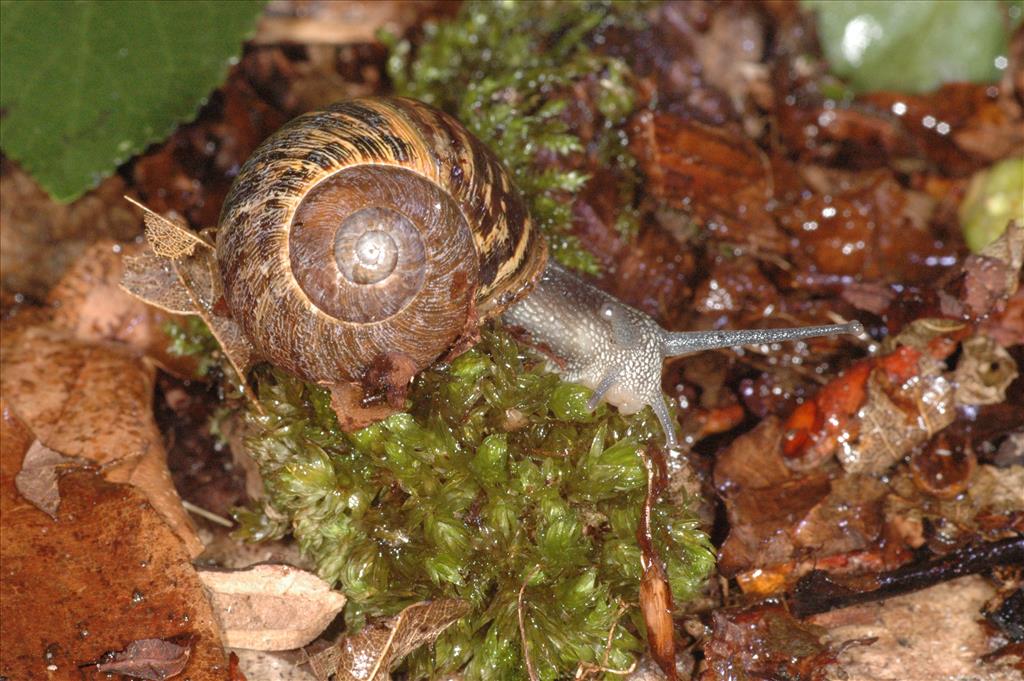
<box><xmin>239</xmin><ymin>328</ymin><xmax>713</xmax><ymax>679</ymax></box>
<box><xmin>382</xmin><ymin>0</ymin><xmax>646</xmax><ymax>273</ymax></box>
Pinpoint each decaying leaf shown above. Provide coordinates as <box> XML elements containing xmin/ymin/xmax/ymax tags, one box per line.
<box><xmin>199</xmin><ymin>564</ymin><xmax>347</xmax><ymax>651</ymax></box>
<box><xmin>782</xmin><ymin>344</ymin><xmax>957</xmax><ymax>476</ymax></box>
<box><xmin>118</xmin><ymin>199</ymin><xmax>255</xmax><ymax>390</ymax></box>
<box><xmin>954</xmin><ymin>335</ymin><xmax>1019</xmax><ymax>406</ymax></box>
<box><xmin>0</xmin><ymin>403</ymin><xmax>227</xmax><ymax>680</ymax></box>
<box><xmin>841</xmin><ymin>359</ymin><xmax>955</xmax><ymax>475</ymax></box>
<box><xmin>95</xmin><ymin>636</ymin><xmax>193</xmax><ymax>680</ymax></box>
<box><xmin>127</xmin><ymin>196</ymin><xmax>213</xmax><ymax>259</ymax></box>
<box><xmin>702</xmin><ymin>604</ymin><xmax>852</xmax><ymax>681</ymax></box>
<box><xmin>961</xmin><ymin>221</ymin><xmax>1024</xmax><ymax>320</ymax></box>
<box><xmin>813</xmin><ymin>576</ymin><xmax>1020</xmax><ymax>681</ymax></box>
<box><xmin>122</xmin><ymin>249</ymin><xmax>198</xmax><ymax>315</ymax></box>
<box><xmin>307</xmin><ymin>599</ymin><xmax>470</xmax><ymax>681</ymax></box>
<box><xmin>13</xmin><ymin>439</ymin><xmax>87</xmax><ymax>518</ymax></box>
<box><xmin>1</xmin><ymin>323</ymin><xmax>203</xmax><ymax>557</ymax></box>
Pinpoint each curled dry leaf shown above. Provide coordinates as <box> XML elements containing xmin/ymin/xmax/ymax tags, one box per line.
<box><xmin>94</xmin><ymin>636</ymin><xmax>193</xmax><ymax>680</ymax></box>
<box><xmin>199</xmin><ymin>564</ymin><xmax>347</xmax><ymax>651</ymax></box>
<box><xmin>13</xmin><ymin>439</ymin><xmax>88</xmax><ymax>518</ymax></box>
<box><xmin>954</xmin><ymin>335</ymin><xmax>1019</xmax><ymax>406</ymax></box>
<box><xmin>119</xmin><ymin>201</ymin><xmax>255</xmax><ymax>389</ymax></box>
<box><xmin>307</xmin><ymin>599</ymin><xmax>470</xmax><ymax>681</ymax></box>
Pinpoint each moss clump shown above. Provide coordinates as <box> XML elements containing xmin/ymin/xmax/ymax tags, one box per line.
<box><xmin>383</xmin><ymin>0</ymin><xmax>645</xmax><ymax>272</ymax></box>
<box><xmin>239</xmin><ymin>328</ymin><xmax>713</xmax><ymax>679</ymax></box>
<box><xmin>165</xmin><ymin>316</ymin><xmax>221</xmax><ymax>377</ymax></box>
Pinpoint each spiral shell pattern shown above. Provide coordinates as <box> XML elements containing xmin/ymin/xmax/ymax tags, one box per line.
<box><xmin>216</xmin><ymin>97</ymin><xmax>547</xmax><ymax>384</ymax></box>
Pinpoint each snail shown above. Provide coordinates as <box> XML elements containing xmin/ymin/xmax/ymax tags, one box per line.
<box><xmin>189</xmin><ymin>97</ymin><xmax>862</xmax><ymax>447</ymax></box>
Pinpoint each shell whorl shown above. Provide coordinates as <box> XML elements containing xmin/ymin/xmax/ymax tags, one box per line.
<box><xmin>216</xmin><ymin>97</ymin><xmax>547</xmax><ymax>384</ymax></box>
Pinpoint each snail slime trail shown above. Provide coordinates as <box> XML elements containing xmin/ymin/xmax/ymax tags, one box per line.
<box><xmin>201</xmin><ymin>96</ymin><xmax>864</xmax><ymax>448</ymax></box>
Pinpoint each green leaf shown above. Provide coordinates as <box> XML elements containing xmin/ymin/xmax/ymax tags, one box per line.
<box><xmin>0</xmin><ymin>0</ymin><xmax>264</xmax><ymax>202</ymax></box>
<box><xmin>802</xmin><ymin>0</ymin><xmax>1015</xmax><ymax>94</ymax></box>
<box><xmin>959</xmin><ymin>157</ymin><xmax>1024</xmax><ymax>252</ymax></box>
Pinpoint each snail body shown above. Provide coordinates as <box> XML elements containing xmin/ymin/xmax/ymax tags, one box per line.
<box><xmin>214</xmin><ymin>96</ymin><xmax>861</xmax><ymax>447</ymax></box>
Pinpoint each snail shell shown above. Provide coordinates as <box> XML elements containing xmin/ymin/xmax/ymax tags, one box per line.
<box><xmin>216</xmin><ymin>97</ymin><xmax>547</xmax><ymax>385</ymax></box>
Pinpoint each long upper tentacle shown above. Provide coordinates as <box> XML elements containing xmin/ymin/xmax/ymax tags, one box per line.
<box><xmin>661</xmin><ymin>321</ymin><xmax>863</xmax><ymax>357</ymax></box>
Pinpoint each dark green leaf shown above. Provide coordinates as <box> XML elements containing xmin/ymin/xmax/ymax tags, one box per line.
<box><xmin>0</xmin><ymin>0</ymin><xmax>264</xmax><ymax>202</ymax></box>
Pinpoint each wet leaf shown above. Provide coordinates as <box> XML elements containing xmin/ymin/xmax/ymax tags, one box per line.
<box><xmin>13</xmin><ymin>439</ymin><xmax>87</xmax><ymax>519</ymax></box>
<box><xmin>199</xmin><ymin>564</ymin><xmax>346</xmax><ymax>651</ymax></box>
<box><xmin>0</xmin><ymin>404</ymin><xmax>227</xmax><ymax>679</ymax></box>
<box><xmin>307</xmin><ymin>599</ymin><xmax>470</xmax><ymax>681</ymax></box>
<box><xmin>702</xmin><ymin>605</ymin><xmax>848</xmax><ymax>681</ymax></box>
<box><xmin>804</xmin><ymin>1</ymin><xmax>1012</xmax><ymax>94</ymax></box>
<box><xmin>95</xmin><ymin>637</ymin><xmax>192</xmax><ymax>680</ymax></box>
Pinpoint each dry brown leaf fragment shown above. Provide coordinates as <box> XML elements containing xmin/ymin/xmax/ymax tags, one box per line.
<box><xmin>126</xmin><ymin>196</ymin><xmax>214</xmax><ymax>259</ymax></box>
<box><xmin>95</xmin><ymin>637</ymin><xmax>193</xmax><ymax>680</ymax></box>
<box><xmin>1</xmin><ymin>322</ymin><xmax>203</xmax><ymax>556</ymax></box>
<box><xmin>121</xmin><ymin>248</ymin><xmax>198</xmax><ymax>315</ymax></box>
<box><xmin>118</xmin><ymin>200</ymin><xmax>255</xmax><ymax>390</ymax></box>
<box><xmin>13</xmin><ymin>439</ymin><xmax>88</xmax><ymax>519</ymax></box>
<box><xmin>199</xmin><ymin>564</ymin><xmax>347</xmax><ymax>651</ymax></box>
<box><xmin>308</xmin><ymin>599</ymin><xmax>470</xmax><ymax>681</ymax></box>
<box><xmin>954</xmin><ymin>335</ymin><xmax>1019</xmax><ymax>406</ymax></box>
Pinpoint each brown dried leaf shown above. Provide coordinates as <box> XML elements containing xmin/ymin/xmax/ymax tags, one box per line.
<box><xmin>308</xmin><ymin>599</ymin><xmax>470</xmax><ymax>681</ymax></box>
<box><xmin>13</xmin><ymin>439</ymin><xmax>87</xmax><ymax>518</ymax></box>
<box><xmin>95</xmin><ymin>637</ymin><xmax>193</xmax><ymax>680</ymax></box>
<box><xmin>954</xmin><ymin>335</ymin><xmax>1019</xmax><ymax>406</ymax></box>
<box><xmin>1</xmin><ymin>322</ymin><xmax>202</xmax><ymax>556</ymax></box>
<box><xmin>127</xmin><ymin>196</ymin><xmax>213</xmax><ymax>259</ymax></box>
<box><xmin>0</xmin><ymin>160</ymin><xmax>140</xmax><ymax>299</ymax></box>
<box><xmin>199</xmin><ymin>564</ymin><xmax>346</xmax><ymax>651</ymax></box>
<box><xmin>122</xmin><ymin>247</ymin><xmax>198</xmax><ymax>315</ymax></box>
<box><xmin>0</xmin><ymin>403</ymin><xmax>227</xmax><ymax>679</ymax></box>
<box><xmin>119</xmin><ymin>201</ymin><xmax>255</xmax><ymax>385</ymax></box>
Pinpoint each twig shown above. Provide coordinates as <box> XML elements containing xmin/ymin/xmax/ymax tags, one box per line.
<box><xmin>518</xmin><ymin>566</ymin><xmax>542</xmax><ymax>681</ymax></box>
<box><xmin>180</xmin><ymin>500</ymin><xmax>233</xmax><ymax>528</ymax></box>
<box><xmin>791</xmin><ymin>536</ymin><xmax>1024</xmax><ymax>618</ymax></box>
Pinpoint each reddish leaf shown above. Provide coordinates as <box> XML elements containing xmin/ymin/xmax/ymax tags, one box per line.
<box><xmin>95</xmin><ymin>637</ymin><xmax>193</xmax><ymax>680</ymax></box>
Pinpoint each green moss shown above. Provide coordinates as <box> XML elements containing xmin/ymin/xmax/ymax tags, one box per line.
<box><xmin>165</xmin><ymin>316</ymin><xmax>221</xmax><ymax>378</ymax></box>
<box><xmin>239</xmin><ymin>328</ymin><xmax>713</xmax><ymax>679</ymax></box>
<box><xmin>382</xmin><ymin>0</ymin><xmax>646</xmax><ymax>272</ymax></box>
